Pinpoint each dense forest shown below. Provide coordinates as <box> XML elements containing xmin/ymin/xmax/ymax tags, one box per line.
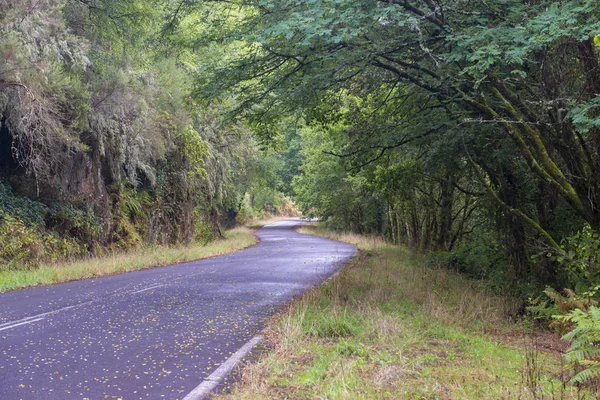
<box><xmin>0</xmin><ymin>0</ymin><xmax>298</xmax><ymax>269</ymax></box>
<box><xmin>192</xmin><ymin>0</ymin><xmax>600</xmax><ymax>301</ymax></box>
<box><xmin>3</xmin><ymin>0</ymin><xmax>600</xmax><ymax>344</ymax></box>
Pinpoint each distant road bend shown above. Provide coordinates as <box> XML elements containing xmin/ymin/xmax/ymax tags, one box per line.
<box><xmin>0</xmin><ymin>220</ymin><xmax>356</xmax><ymax>399</ymax></box>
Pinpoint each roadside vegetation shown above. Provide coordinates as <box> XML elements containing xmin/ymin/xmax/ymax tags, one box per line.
<box><xmin>191</xmin><ymin>0</ymin><xmax>600</xmax><ymax>387</ymax></box>
<box><xmin>217</xmin><ymin>225</ymin><xmax>592</xmax><ymax>399</ymax></box>
<box><xmin>0</xmin><ymin>0</ymin><xmax>299</xmax><ymax>275</ymax></box>
<box><xmin>4</xmin><ymin>0</ymin><xmax>600</xmax><ymax>390</ymax></box>
<box><xmin>0</xmin><ymin>226</ymin><xmax>256</xmax><ymax>293</ymax></box>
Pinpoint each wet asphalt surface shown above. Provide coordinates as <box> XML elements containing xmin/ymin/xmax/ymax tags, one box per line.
<box><xmin>0</xmin><ymin>220</ymin><xmax>356</xmax><ymax>399</ymax></box>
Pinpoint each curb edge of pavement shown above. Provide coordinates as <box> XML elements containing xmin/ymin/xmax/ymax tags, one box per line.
<box><xmin>183</xmin><ymin>222</ymin><xmax>358</xmax><ymax>400</ymax></box>
<box><xmin>182</xmin><ymin>335</ymin><xmax>265</xmax><ymax>400</ymax></box>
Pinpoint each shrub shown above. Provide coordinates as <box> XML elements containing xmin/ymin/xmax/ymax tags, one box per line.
<box><xmin>554</xmin><ymin>225</ymin><xmax>600</xmax><ymax>294</ymax></box>
<box><xmin>0</xmin><ymin>182</ymin><xmax>48</xmax><ymax>227</ymax></box>
<box><xmin>0</xmin><ymin>214</ymin><xmax>83</xmax><ymax>269</ymax></box>
<box><xmin>193</xmin><ymin>206</ymin><xmax>215</xmax><ymax>244</ymax></box>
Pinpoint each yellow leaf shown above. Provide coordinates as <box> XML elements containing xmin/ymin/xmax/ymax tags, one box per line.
<box><xmin>594</xmin><ymin>36</ymin><xmax>600</xmax><ymax>47</ymax></box>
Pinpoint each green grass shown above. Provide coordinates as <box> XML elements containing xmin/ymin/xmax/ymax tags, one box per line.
<box><xmin>0</xmin><ymin>226</ymin><xmax>257</xmax><ymax>292</ymax></box>
<box><xmin>216</xmin><ymin>225</ymin><xmax>592</xmax><ymax>399</ymax></box>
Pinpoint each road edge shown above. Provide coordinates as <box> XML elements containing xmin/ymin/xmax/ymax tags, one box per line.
<box><xmin>182</xmin><ymin>335</ymin><xmax>265</xmax><ymax>400</ymax></box>
<box><xmin>183</xmin><ymin>220</ymin><xmax>356</xmax><ymax>399</ymax></box>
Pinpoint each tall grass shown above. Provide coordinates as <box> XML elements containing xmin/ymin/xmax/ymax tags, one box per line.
<box><xmin>0</xmin><ymin>226</ymin><xmax>256</xmax><ymax>292</ymax></box>
<box><xmin>297</xmin><ymin>225</ymin><xmax>387</xmax><ymax>251</ymax></box>
<box><xmin>217</xmin><ymin>225</ymin><xmax>582</xmax><ymax>399</ymax></box>
<box><xmin>298</xmin><ymin>225</ymin><xmax>518</xmax><ymax>330</ymax></box>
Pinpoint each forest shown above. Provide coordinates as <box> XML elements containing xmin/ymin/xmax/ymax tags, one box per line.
<box><xmin>0</xmin><ymin>0</ymin><xmax>298</xmax><ymax>269</ymax></box>
<box><xmin>2</xmin><ymin>0</ymin><xmax>600</xmax><ymax>384</ymax></box>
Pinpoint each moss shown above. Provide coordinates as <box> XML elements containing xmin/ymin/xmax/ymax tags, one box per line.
<box><xmin>110</xmin><ymin>216</ymin><xmax>142</xmax><ymax>250</ymax></box>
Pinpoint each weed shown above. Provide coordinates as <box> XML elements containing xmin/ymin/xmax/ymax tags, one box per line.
<box><xmin>302</xmin><ymin>309</ymin><xmax>361</xmax><ymax>338</ymax></box>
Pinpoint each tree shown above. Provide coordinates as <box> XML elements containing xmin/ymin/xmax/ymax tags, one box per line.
<box><xmin>191</xmin><ymin>0</ymin><xmax>600</xmax><ymax>254</ymax></box>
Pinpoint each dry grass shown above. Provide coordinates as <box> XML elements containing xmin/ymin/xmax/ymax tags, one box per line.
<box><xmin>299</xmin><ymin>225</ymin><xmax>517</xmax><ymax>331</ymax></box>
<box><xmin>0</xmin><ymin>226</ymin><xmax>257</xmax><ymax>292</ymax></box>
<box><xmin>296</xmin><ymin>225</ymin><xmax>388</xmax><ymax>251</ymax></box>
<box><xmin>216</xmin><ymin>225</ymin><xmax>585</xmax><ymax>399</ymax></box>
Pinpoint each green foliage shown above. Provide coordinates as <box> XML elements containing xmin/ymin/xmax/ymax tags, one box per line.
<box><xmin>334</xmin><ymin>339</ymin><xmax>367</xmax><ymax>357</ymax></box>
<box><xmin>0</xmin><ymin>182</ymin><xmax>100</xmax><ymax>268</ymax></box>
<box><xmin>568</xmin><ymin>96</ymin><xmax>600</xmax><ymax>135</ymax></box>
<box><xmin>47</xmin><ymin>203</ymin><xmax>102</xmax><ymax>247</ymax></box>
<box><xmin>0</xmin><ymin>183</ymin><xmax>48</xmax><ymax>227</ymax></box>
<box><xmin>0</xmin><ymin>0</ymin><xmax>294</xmax><ymax>270</ymax></box>
<box><xmin>528</xmin><ymin>288</ymin><xmax>597</xmax><ymax>335</ymax></box>
<box><xmin>302</xmin><ymin>310</ymin><xmax>361</xmax><ymax>339</ymax></box>
<box><xmin>179</xmin><ymin>125</ymin><xmax>209</xmax><ymax>179</ymax></box>
<box><xmin>110</xmin><ymin>216</ymin><xmax>142</xmax><ymax>250</ymax></box>
<box><xmin>0</xmin><ymin>214</ymin><xmax>84</xmax><ymax>269</ymax></box>
<box><xmin>427</xmin><ymin>233</ymin><xmax>514</xmax><ymax>295</ymax></box>
<box><xmin>553</xmin><ymin>225</ymin><xmax>600</xmax><ymax>293</ymax></box>
<box><xmin>291</xmin><ymin>124</ymin><xmax>385</xmax><ymax>233</ymax></box>
<box><xmin>193</xmin><ymin>206</ymin><xmax>214</xmax><ymax>244</ymax></box>
<box><xmin>560</xmin><ymin>306</ymin><xmax>600</xmax><ymax>384</ymax></box>
<box><xmin>189</xmin><ymin>0</ymin><xmax>600</xmax><ymax>283</ymax></box>
<box><xmin>121</xmin><ymin>189</ymin><xmax>151</xmax><ymax>219</ymax></box>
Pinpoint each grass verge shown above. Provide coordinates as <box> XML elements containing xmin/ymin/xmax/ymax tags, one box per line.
<box><xmin>0</xmin><ymin>226</ymin><xmax>257</xmax><ymax>293</ymax></box>
<box><xmin>216</xmin><ymin>225</ymin><xmax>588</xmax><ymax>399</ymax></box>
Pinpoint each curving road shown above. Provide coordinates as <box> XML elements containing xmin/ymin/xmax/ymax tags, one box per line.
<box><xmin>0</xmin><ymin>220</ymin><xmax>355</xmax><ymax>399</ymax></box>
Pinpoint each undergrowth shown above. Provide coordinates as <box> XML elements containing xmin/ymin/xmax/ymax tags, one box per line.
<box><xmin>0</xmin><ymin>183</ymin><xmax>101</xmax><ymax>268</ymax></box>
<box><xmin>0</xmin><ymin>226</ymin><xmax>256</xmax><ymax>292</ymax></box>
<box><xmin>215</xmin><ymin>225</ymin><xmax>592</xmax><ymax>399</ymax></box>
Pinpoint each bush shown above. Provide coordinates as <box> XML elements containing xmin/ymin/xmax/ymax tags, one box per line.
<box><xmin>553</xmin><ymin>225</ymin><xmax>600</xmax><ymax>294</ymax></box>
<box><xmin>426</xmin><ymin>234</ymin><xmax>514</xmax><ymax>296</ymax></box>
<box><xmin>0</xmin><ymin>182</ymin><xmax>48</xmax><ymax>227</ymax></box>
<box><xmin>46</xmin><ymin>203</ymin><xmax>102</xmax><ymax>247</ymax></box>
<box><xmin>193</xmin><ymin>206</ymin><xmax>215</xmax><ymax>244</ymax></box>
<box><xmin>0</xmin><ymin>182</ymin><xmax>99</xmax><ymax>268</ymax></box>
<box><xmin>110</xmin><ymin>216</ymin><xmax>142</xmax><ymax>250</ymax></box>
<box><xmin>0</xmin><ymin>214</ymin><xmax>83</xmax><ymax>269</ymax></box>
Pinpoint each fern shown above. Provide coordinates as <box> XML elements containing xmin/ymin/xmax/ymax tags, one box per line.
<box><xmin>560</xmin><ymin>306</ymin><xmax>600</xmax><ymax>384</ymax></box>
<box><xmin>528</xmin><ymin>287</ymin><xmax>598</xmax><ymax>334</ymax></box>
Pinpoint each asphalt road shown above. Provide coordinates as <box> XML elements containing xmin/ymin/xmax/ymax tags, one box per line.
<box><xmin>0</xmin><ymin>220</ymin><xmax>356</xmax><ymax>399</ymax></box>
